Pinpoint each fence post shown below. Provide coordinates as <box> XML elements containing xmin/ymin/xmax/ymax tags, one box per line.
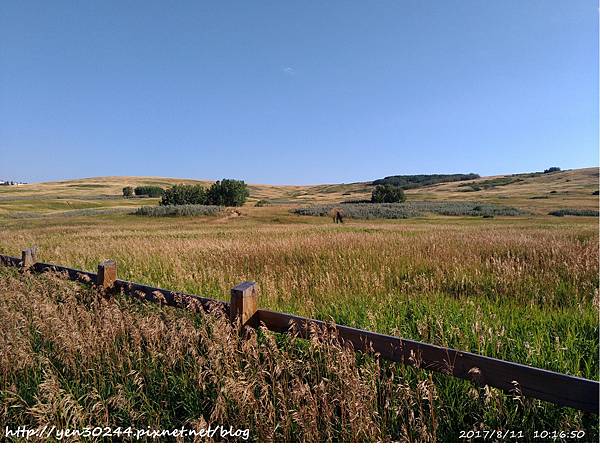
<box><xmin>97</xmin><ymin>260</ymin><xmax>117</xmax><ymax>289</ymax></box>
<box><xmin>21</xmin><ymin>247</ymin><xmax>36</xmax><ymax>270</ymax></box>
<box><xmin>230</xmin><ymin>281</ymin><xmax>258</xmax><ymax>327</ymax></box>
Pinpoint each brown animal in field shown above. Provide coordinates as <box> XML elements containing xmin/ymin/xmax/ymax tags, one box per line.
<box><xmin>330</xmin><ymin>208</ymin><xmax>344</xmax><ymax>224</ymax></box>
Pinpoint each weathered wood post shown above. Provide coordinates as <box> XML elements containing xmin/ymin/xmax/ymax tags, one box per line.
<box><xmin>97</xmin><ymin>260</ymin><xmax>117</xmax><ymax>289</ymax></box>
<box><xmin>230</xmin><ymin>281</ymin><xmax>258</xmax><ymax>327</ymax></box>
<box><xmin>21</xmin><ymin>247</ymin><xmax>36</xmax><ymax>270</ymax></box>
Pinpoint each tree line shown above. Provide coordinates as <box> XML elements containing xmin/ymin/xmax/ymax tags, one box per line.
<box><xmin>372</xmin><ymin>173</ymin><xmax>480</xmax><ymax>189</ymax></box>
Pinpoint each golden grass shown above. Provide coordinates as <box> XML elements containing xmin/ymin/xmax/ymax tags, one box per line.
<box><xmin>0</xmin><ymin>269</ymin><xmax>442</xmax><ymax>442</ymax></box>
<box><xmin>0</xmin><ymin>215</ymin><xmax>597</xmax><ymax>373</ymax></box>
<box><xmin>409</xmin><ymin>167</ymin><xmax>599</xmax><ymax>213</ymax></box>
<box><xmin>0</xmin><ymin>168</ymin><xmax>598</xmax><ymax>441</ymax></box>
<box><xmin>1</xmin><ymin>167</ymin><xmax>597</xmax><ymax>214</ymax></box>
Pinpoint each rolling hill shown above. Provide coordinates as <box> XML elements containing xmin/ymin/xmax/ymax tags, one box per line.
<box><xmin>0</xmin><ymin>168</ymin><xmax>597</xmax><ymax>216</ymax></box>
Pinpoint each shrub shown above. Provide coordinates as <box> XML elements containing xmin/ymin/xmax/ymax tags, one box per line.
<box><xmin>544</xmin><ymin>167</ymin><xmax>561</xmax><ymax>173</ymax></box>
<box><xmin>458</xmin><ymin>185</ymin><xmax>481</xmax><ymax>192</ymax></box>
<box><xmin>160</xmin><ymin>184</ymin><xmax>207</xmax><ymax>205</ymax></box>
<box><xmin>341</xmin><ymin>199</ymin><xmax>371</xmax><ymax>204</ymax></box>
<box><xmin>134</xmin><ymin>185</ymin><xmax>165</xmax><ymax>198</ymax></box>
<box><xmin>293</xmin><ymin>202</ymin><xmax>526</xmax><ymax>219</ymax></box>
<box><xmin>206</xmin><ymin>179</ymin><xmax>249</xmax><ymax>206</ymax></box>
<box><xmin>458</xmin><ymin>177</ymin><xmax>522</xmax><ymax>191</ymax></box>
<box><xmin>122</xmin><ymin>186</ymin><xmax>134</xmax><ymax>197</ymax></box>
<box><xmin>548</xmin><ymin>209</ymin><xmax>599</xmax><ymax>217</ymax></box>
<box><xmin>255</xmin><ymin>199</ymin><xmax>271</xmax><ymax>207</ymax></box>
<box><xmin>134</xmin><ymin>205</ymin><xmax>222</xmax><ymax>217</ymax></box>
<box><xmin>371</xmin><ymin>185</ymin><xmax>406</xmax><ymax>203</ymax></box>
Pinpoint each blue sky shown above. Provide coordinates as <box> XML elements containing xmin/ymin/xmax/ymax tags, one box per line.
<box><xmin>0</xmin><ymin>0</ymin><xmax>597</xmax><ymax>184</ymax></box>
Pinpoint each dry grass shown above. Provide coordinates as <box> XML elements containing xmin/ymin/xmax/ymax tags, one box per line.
<box><xmin>0</xmin><ymin>268</ymin><xmax>442</xmax><ymax>442</ymax></box>
<box><xmin>0</xmin><ymin>169</ymin><xmax>597</xmax><ymax>441</ymax></box>
<box><xmin>0</xmin><ymin>175</ymin><xmax>372</xmax><ymax>213</ymax></box>
<box><xmin>409</xmin><ymin>167</ymin><xmax>599</xmax><ymax>213</ymax></box>
<box><xmin>0</xmin><ymin>213</ymin><xmax>598</xmax><ymax>442</ymax></box>
<box><xmin>1</xmin><ymin>167</ymin><xmax>597</xmax><ymax>214</ymax></box>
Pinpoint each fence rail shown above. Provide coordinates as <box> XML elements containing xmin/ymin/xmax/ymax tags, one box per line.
<box><xmin>1</xmin><ymin>248</ymin><xmax>598</xmax><ymax>414</ymax></box>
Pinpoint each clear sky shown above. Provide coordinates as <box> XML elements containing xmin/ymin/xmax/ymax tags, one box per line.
<box><xmin>0</xmin><ymin>0</ymin><xmax>597</xmax><ymax>184</ymax></box>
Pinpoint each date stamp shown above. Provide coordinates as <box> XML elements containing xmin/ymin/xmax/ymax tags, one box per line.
<box><xmin>458</xmin><ymin>429</ymin><xmax>586</xmax><ymax>441</ymax></box>
<box><xmin>459</xmin><ymin>430</ymin><xmax>524</xmax><ymax>440</ymax></box>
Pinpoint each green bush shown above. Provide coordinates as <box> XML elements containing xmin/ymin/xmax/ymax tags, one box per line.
<box><xmin>122</xmin><ymin>186</ymin><xmax>134</xmax><ymax>197</ymax></box>
<box><xmin>206</xmin><ymin>179</ymin><xmax>249</xmax><ymax>206</ymax></box>
<box><xmin>458</xmin><ymin>176</ymin><xmax>522</xmax><ymax>191</ymax></box>
<box><xmin>255</xmin><ymin>199</ymin><xmax>271</xmax><ymax>207</ymax></box>
<box><xmin>159</xmin><ymin>179</ymin><xmax>249</xmax><ymax>207</ymax></box>
<box><xmin>548</xmin><ymin>209</ymin><xmax>598</xmax><ymax>217</ymax></box>
<box><xmin>544</xmin><ymin>167</ymin><xmax>561</xmax><ymax>173</ymax></box>
<box><xmin>372</xmin><ymin>173</ymin><xmax>479</xmax><ymax>189</ymax></box>
<box><xmin>371</xmin><ymin>184</ymin><xmax>406</xmax><ymax>203</ymax></box>
<box><xmin>134</xmin><ymin>185</ymin><xmax>165</xmax><ymax>198</ymax></box>
<box><xmin>160</xmin><ymin>184</ymin><xmax>207</xmax><ymax>205</ymax></box>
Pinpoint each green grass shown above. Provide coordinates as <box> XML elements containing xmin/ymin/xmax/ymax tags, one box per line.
<box><xmin>0</xmin><ymin>265</ymin><xmax>597</xmax><ymax>442</ymax></box>
<box><xmin>0</xmin><ymin>170</ymin><xmax>598</xmax><ymax>442</ymax></box>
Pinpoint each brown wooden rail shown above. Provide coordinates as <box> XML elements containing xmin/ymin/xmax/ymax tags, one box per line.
<box><xmin>0</xmin><ymin>248</ymin><xmax>598</xmax><ymax>413</ymax></box>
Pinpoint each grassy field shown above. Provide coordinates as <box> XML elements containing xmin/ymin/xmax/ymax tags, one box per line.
<box><xmin>0</xmin><ymin>168</ymin><xmax>598</xmax><ymax>442</ymax></box>
<box><xmin>1</xmin><ymin>167</ymin><xmax>596</xmax><ymax>215</ymax></box>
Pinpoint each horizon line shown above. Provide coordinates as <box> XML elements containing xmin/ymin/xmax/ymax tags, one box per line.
<box><xmin>2</xmin><ymin>166</ymin><xmax>596</xmax><ymax>187</ymax></box>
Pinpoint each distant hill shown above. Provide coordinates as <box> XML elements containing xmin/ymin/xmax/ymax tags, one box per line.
<box><xmin>0</xmin><ymin>168</ymin><xmax>597</xmax><ymax>216</ymax></box>
<box><xmin>372</xmin><ymin>173</ymin><xmax>480</xmax><ymax>189</ymax></box>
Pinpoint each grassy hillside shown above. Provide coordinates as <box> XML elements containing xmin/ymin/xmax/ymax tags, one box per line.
<box><xmin>408</xmin><ymin>167</ymin><xmax>599</xmax><ymax>214</ymax></box>
<box><xmin>0</xmin><ymin>175</ymin><xmax>372</xmax><ymax>215</ymax></box>
<box><xmin>0</xmin><ymin>168</ymin><xmax>597</xmax><ymax>217</ymax></box>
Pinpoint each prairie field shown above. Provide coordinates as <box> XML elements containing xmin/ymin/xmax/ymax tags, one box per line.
<box><xmin>0</xmin><ymin>168</ymin><xmax>598</xmax><ymax>442</ymax></box>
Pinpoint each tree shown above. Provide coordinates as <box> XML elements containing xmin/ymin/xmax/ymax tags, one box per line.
<box><xmin>544</xmin><ymin>167</ymin><xmax>561</xmax><ymax>173</ymax></box>
<box><xmin>122</xmin><ymin>186</ymin><xmax>134</xmax><ymax>197</ymax></box>
<box><xmin>371</xmin><ymin>184</ymin><xmax>406</xmax><ymax>203</ymax></box>
<box><xmin>134</xmin><ymin>186</ymin><xmax>165</xmax><ymax>197</ymax></box>
<box><xmin>160</xmin><ymin>184</ymin><xmax>207</xmax><ymax>205</ymax></box>
<box><xmin>206</xmin><ymin>179</ymin><xmax>249</xmax><ymax>206</ymax></box>
<box><xmin>159</xmin><ymin>180</ymin><xmax>249</xmax><ymax>206</ymax></box>
<box><xmin>372</xmin><ymin>173</ymin><xmax>479</xmax><ymax>189</ymax></box>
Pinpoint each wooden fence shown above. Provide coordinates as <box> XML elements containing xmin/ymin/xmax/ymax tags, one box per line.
<box><xmin>1</xmin><ymin>247</ymin><xmax>598</xmax><ymax>414</ymax></box>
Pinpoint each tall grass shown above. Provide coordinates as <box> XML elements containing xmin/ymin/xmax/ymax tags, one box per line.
<box><xmin>0</xmin><ymin>268</ymin><xmax>596</xmax><ymax>442</ymax></box>
<box><xmin>0</xmin><ymin>216</ymin><xmax>597</xmax><ymax>441</ymax></box>
<box><xmin>0</xmin><ymin>268</ymin><xmax>442</xmax><ymax>442</ymax></box>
